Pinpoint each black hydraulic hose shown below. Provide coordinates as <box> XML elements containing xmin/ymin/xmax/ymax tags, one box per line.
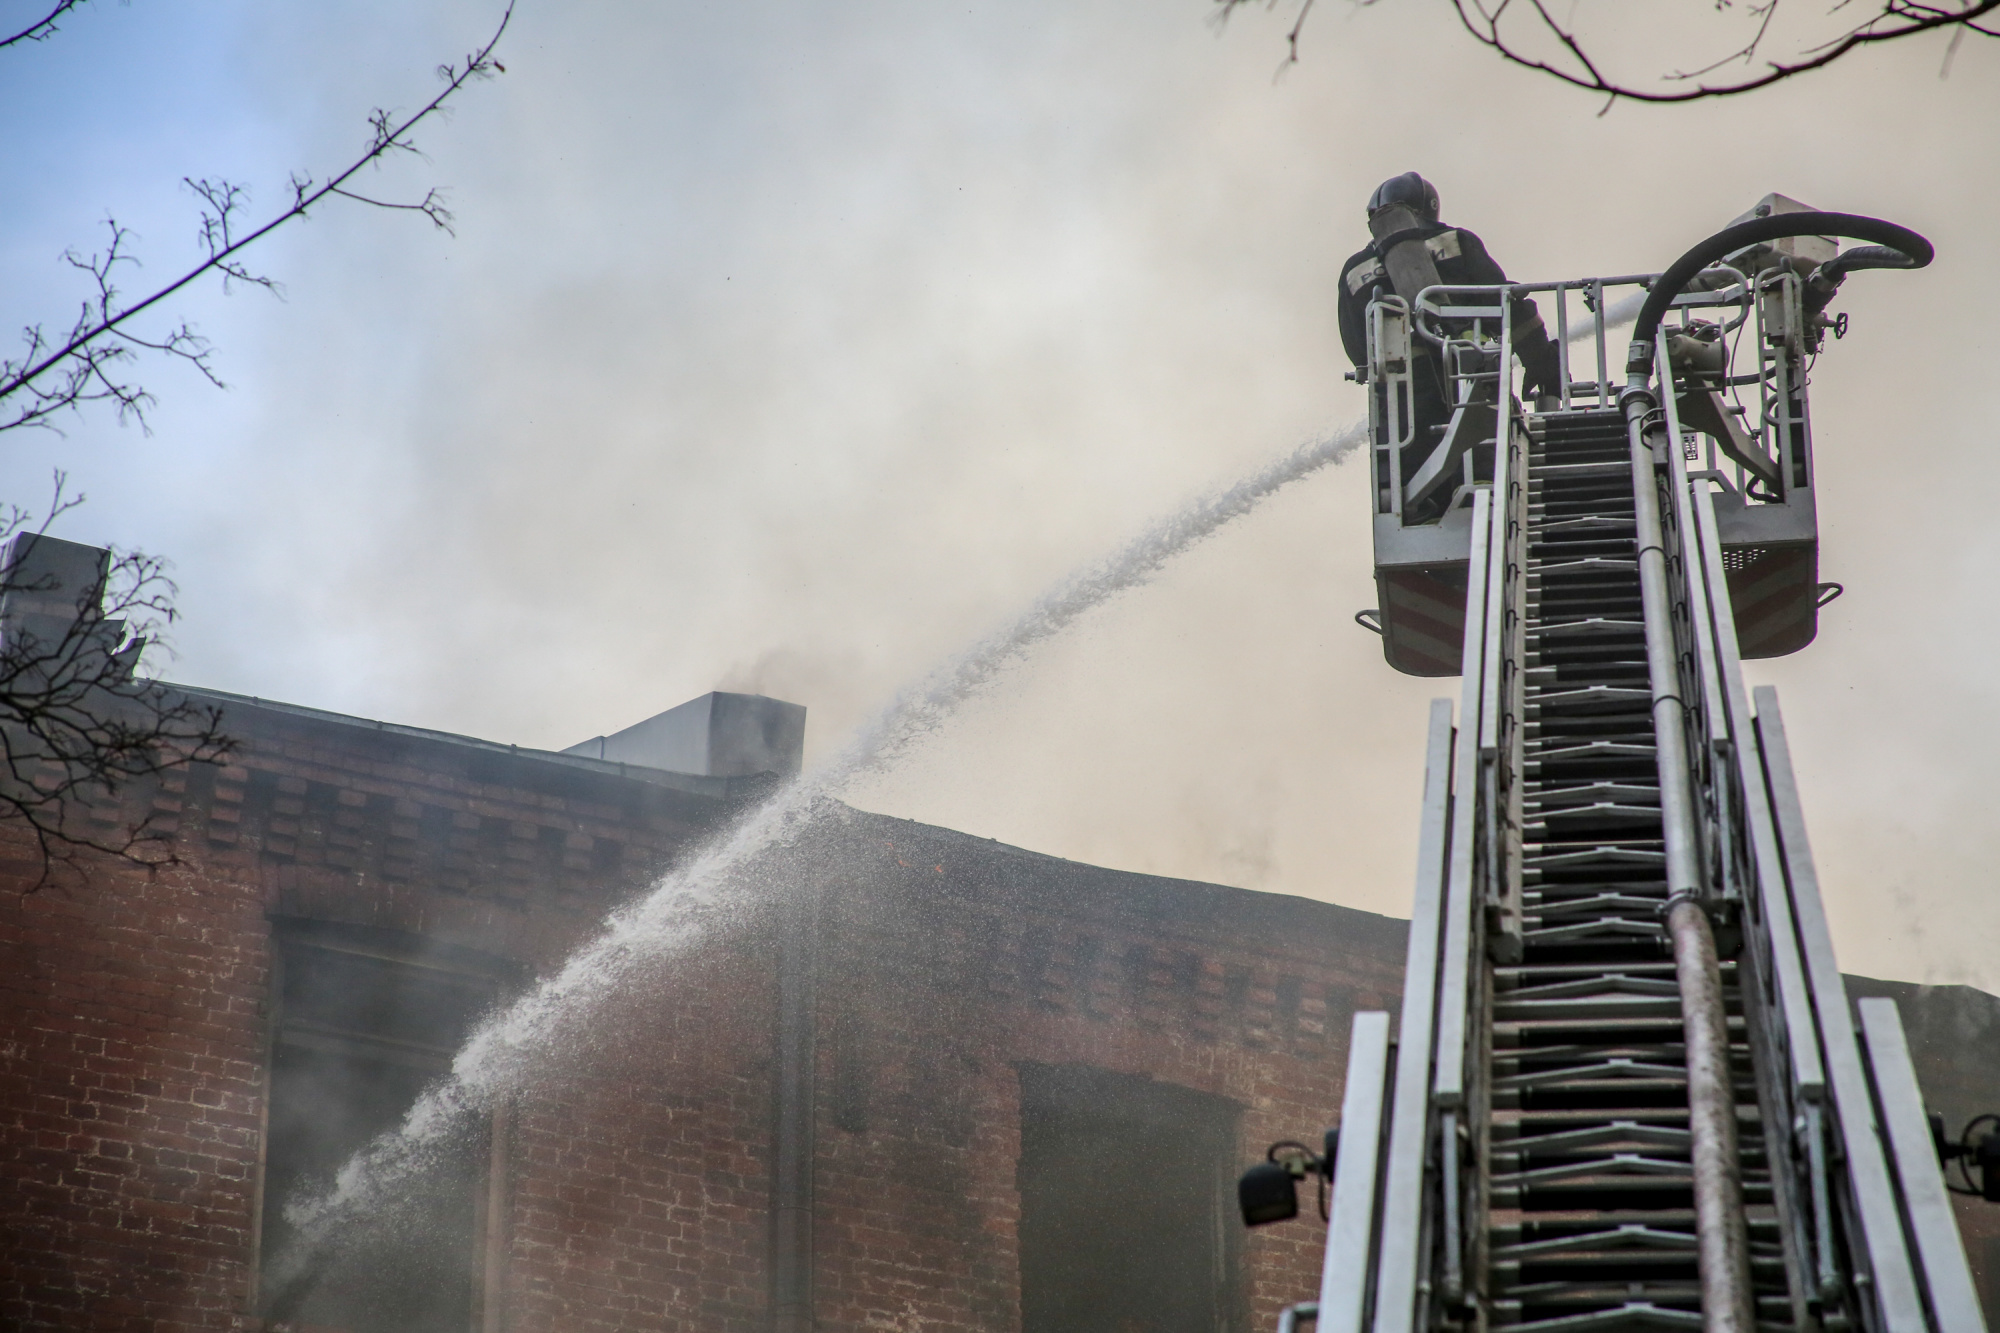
<box><xmin>1624</xmin><ymin>212</ymin><xmax>1932</xmax><ymax>388</ymax></box>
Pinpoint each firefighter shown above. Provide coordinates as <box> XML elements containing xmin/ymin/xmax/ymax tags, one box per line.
<box><xmin>1338</xmin><ymin>172</ymin><xmax>1561</xmax><ymax>394</ymax></box>
<box><xmin>1340</xmin><ymin>173</ymin><xmax>1562</xmax><ymax>520</ymax></box>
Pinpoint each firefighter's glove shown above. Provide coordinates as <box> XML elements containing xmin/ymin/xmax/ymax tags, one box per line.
<box><xmin>1519</xmin><ymin>340</ymin><xmax>1562</xmax><ymax>401</ymax></box>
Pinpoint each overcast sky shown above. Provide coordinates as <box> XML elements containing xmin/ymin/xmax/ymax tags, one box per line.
<box><xmin>2</xmin><ymin>0</ymin><xmax>1996</xmax><ymax>991</ymax></box>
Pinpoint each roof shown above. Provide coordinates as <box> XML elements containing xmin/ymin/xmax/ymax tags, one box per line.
<box><xmin>171</xmin><ymin>682</ymin><xmax>778</xmax><ymax>800</ymax></box>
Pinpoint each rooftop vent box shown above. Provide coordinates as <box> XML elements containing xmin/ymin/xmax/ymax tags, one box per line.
<box><xmin>0</xmin><ymin>532</ymin><xmax>137</xmax><ymax>674</ymax></box>
<box><xmin>563</xmin><ymin>691</ymin><xmax>806</xmax><ymax>778</ymax></box>
<box><xmin>0</xmin><ymin>531</ymin><xmax>111</xmax><ymax>632</ymax></box>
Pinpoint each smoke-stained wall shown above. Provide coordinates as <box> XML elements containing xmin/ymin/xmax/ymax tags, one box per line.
<box><xmin>3</xmin><ymin>694</ymin><xmax>1998</xmax><ymax>1331</ymax></box>
<box><xmin>797</xmin><ymin>811</ymin><xmax>1409</xmax><ymax>1332</ymax></box>
<box><xmin>0</xmin><ymin>689</ymin><xmax>1407</xmax><ymax>1331</ymax></box>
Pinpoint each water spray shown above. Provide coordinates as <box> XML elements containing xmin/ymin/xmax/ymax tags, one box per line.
<box><xmin>269</xmin><ymin>417</ymin><xmax>1370</xmax><ymax>1287</ymax></box>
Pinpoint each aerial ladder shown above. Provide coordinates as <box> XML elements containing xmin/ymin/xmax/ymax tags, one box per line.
<box><xmin>1242</xmin><ymin>201</ymin><xmax>1999</xmax><ymax>1333</ymax></box>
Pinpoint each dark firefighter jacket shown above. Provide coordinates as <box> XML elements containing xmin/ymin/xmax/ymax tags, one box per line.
<box><xmin>1336</xmin><ymin>220</ymin><xmax>1554</xmax><ymax>379</ymax></box>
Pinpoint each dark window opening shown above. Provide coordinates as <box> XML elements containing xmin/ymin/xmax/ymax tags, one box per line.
<box><xmin>260</xmin><ymin>922</ymin><xmax>507</xmax><ymax>1333</ymax></box>
<box><xmin>1017</xmin><ymin>1063</ymin><xmax>1243</xmax><ymax>1333</ymax></box>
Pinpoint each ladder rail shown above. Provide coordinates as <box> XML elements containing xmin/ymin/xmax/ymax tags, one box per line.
<box><xmin>1858</xmin><ymin>1000</ymin><xmax>1990</xmax><ymax>1333</ymax></box>
<box><xmin>1320</xmin><ymin>1009</ymin><xmax>1398</xmax><ymax>1333</ymax></box>
<box><xmin>1683</xmin><ymin>483</ymin><xmax>1824</xmax><ymax>1101</ymax></box>
<box><xmin>1683</xmin><ymin>479</ymin><xmax>1824</xmax><ymax>1328</ymax></box>
<box><xmin>1372</xmin><ymin>656</ymin><xmax>1483</xmax><ymax>1333</ymax></box>
<box><xmin>1665</xmin><ymin>363</ymin><xmax>1974</xmax><ymax>1333</ymax></box>
<box><xmin>1755</xmin><ymin>691</ymin><xmax>1932</xmax><ymax>1333</ymax></box>
<box><xmin>1435</xmin><ymin>484</ymin><xmax>1498</xmax><ymax>1115</ymax></box>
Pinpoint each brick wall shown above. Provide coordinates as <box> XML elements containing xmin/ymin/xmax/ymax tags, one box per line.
<box><xmin>798</xmin><ymin>812</ymin><xmax>1408</xmax><ymax>1333</ymax></box>
<box><xmin>0</xmin><ymin>833</ymin><xmax>265</xmax><ymax>1331</ymax></box>
<box><xmin>0</xmin><ymin>695</ymin><xmax>749</xmax><ymax>1330</ymax></box>
<box><xmin>467</xmin><ymin>807</ymin><xmax>1414</xmax><ymax>1333</ymax></box>
<box><xmin>0</xmin><ymin>685</ymin><xmax>1414</xmax><ymax>1332</ymax></box>
<box><xmin>499</xmin><ymin>940</ymin><xmax>775</xmax><ymax>1333</ymax></box>
<box><xmin>6</xmin><ymin>689</ymin><xmax>2000</xmax><ymax>1332</ymax></box>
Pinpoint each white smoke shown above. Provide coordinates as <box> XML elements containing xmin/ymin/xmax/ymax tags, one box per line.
<box><xmin>270</xmin><ymin>418</ymin><xmax>1369</xmax><ymax>1279</ymax></box>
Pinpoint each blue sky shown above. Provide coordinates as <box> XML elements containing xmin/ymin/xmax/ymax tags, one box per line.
<box><xmin>3</xmin><ymin>0</ymin><xmax>1997</xmax><ymax>989</ymax></box>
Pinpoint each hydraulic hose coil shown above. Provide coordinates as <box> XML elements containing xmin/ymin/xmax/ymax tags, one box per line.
<box><xmin>1626</xmin><ymin>211</ymin><xmax>1933</xmax><ymax>381</ymax></box>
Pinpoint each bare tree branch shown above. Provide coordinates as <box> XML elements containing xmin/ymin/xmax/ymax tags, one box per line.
<box><xmin>0</xmin><ymin>0</ymin><xmax>89</xmax><ymax>51</ymax></box>
<box><xmin>0</xmin><ymin>1</ymin><xmax>514</xmax><ymax>435</ymax></box>
<box><xmin>1215</xmin><ymin>0</ymin><xmax>1998</xmax><ymax>104</ymax></box>
<box><xmin>1449</xmin><ymin>0</ymin><xmax>1999</xmax><ymax>105</ymax></box>
<box><xmin>0</xmin><ymin>474</ymin><xmax>234</xmax><ymax>890</ymax></box>
<box><xmin>0</xmin><ymin>220</ymin><xmax>227</xmax><ymax>435</ymax></box>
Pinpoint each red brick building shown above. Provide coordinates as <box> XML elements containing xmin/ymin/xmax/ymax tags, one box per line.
<box><xmin>2</xmin><ymin>535</ymin><xmax>1996</xmax><ymax>1333</ymax></box>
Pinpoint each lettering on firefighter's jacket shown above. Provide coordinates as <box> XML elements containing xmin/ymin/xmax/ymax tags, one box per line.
<box><xmin>1344</xmin><ymin>230</ymin><xmax>1465</xmax><ymax>297</ymax></box>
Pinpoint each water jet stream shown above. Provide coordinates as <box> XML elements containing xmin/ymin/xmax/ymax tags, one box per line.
<box><xmin>1566</xmin><ymin>290</ymin><xmax>1644</xmax><ymax>343</ymax></box>
<box><xmin>270</xmin><ymin>418</ymin><xmax>1368</xmax><ymax>1287</ymax></box>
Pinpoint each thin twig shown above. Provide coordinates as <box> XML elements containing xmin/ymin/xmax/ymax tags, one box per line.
<box><xmin>0</xmin><ymin>0</ymin><xmax>87</xmax><ymax>50</ymax></box>
<box><xmin>1940</xmin><ymin>20</ymin><xmax>1968</xmax><ymax>70</ymax></box>
<box><xmin>0</xmin><ymin>1</ymin><xmax>513</xmax><ymax>433</ymax></box>
<box><xmin>1284</xmin><ymin>0</ymin><xmax>1319</xmax><ymax>65</ymax></box>
<box><xmin>1668</xmin><ymin>0</ymin><xmax>1782</xmax><ymax>80</ymax></box>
